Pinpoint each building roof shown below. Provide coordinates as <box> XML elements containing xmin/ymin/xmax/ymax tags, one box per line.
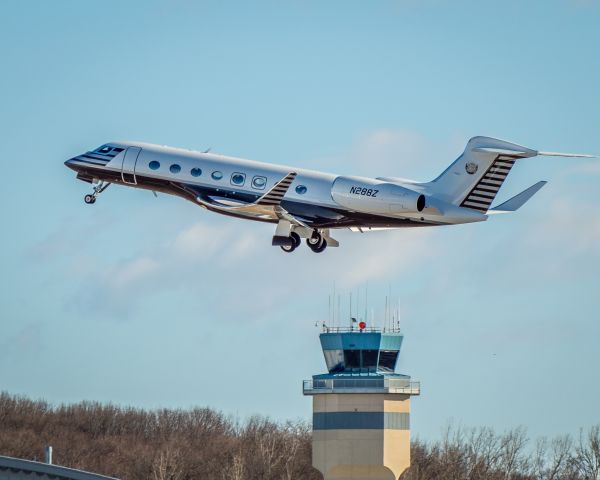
<box><xmin>0</xmin><ymin>455</ymin><xmax>118</xmax><ymax>480</ymax></box>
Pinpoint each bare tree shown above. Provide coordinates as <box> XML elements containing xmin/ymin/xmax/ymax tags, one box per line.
<box><xmin>221</xmin><ymin>450</ymin><xmax>245</xmax><ymax>480</ymax></box>
<box><xmin>575</xmin><ymin>426</ymin><xmax>600</xmax><ymax>480</ymax></box>
<box><xmin>3</xmin><ymin>391</ymin><xmax>600</xmax><ymax>480</ymax></box>
<box><xmin>151</xmin><ymin>443</ymin><xmax>184</xmax><ymax>480</ymax></box>
<box><xmin>499</xmin><ymin>427</ymin><xmax>529</xmax><ymax>480</ymax></box>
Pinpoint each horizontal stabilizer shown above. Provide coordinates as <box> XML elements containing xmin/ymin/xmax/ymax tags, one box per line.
<box><xmin>490</xmin><ymin>181</ymin><xmax>547</xmax><ymax>213</ymax></box>
<box><xmin>537</xmin><ymin>151</ymin><xmax>596</xmax><ymax>158</ymax></box>
<box><xmin>472</xmin><ymin>147</ymin><xmax>533</xmax><ymax>157</ymax></box>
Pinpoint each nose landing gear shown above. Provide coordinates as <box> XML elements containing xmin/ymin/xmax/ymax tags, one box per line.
<box><xmin>84</xmin><ymin>181</ymin><xmax>110</xmax><ymax>205</ymax></box>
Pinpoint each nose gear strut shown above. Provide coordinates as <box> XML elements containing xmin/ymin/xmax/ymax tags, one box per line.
<box><xmin>84</xmin><ymin>181</ymin><xmax>111</xmax><ymax>204</ymax></box>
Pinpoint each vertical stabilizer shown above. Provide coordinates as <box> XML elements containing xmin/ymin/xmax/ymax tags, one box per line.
<box><xmin>426</xmin><ymin>136</ymin><xmax>538</xmax><ymax>210</ymax></box>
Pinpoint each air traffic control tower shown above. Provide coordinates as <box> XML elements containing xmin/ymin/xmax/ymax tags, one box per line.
<box><xmin>303</xmin><ymin>324</ymin><xmax>420</xmax><ymax>480</ymax></box>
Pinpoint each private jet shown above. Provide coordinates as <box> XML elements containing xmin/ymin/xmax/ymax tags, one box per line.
<box><xmin>64</xmin><ymin>136</ymin><xmax>592</xmax><ymax>253</ymax></box>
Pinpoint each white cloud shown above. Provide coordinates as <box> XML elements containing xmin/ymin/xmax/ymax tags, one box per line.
<box><xmin>65</xmin><ymin>217</ymin><xmax>437</xmax><ymax>319</ymax></box>
<box><xmin>351</xmin><ymin>129</ymin><xmax>431</xmax><ymax>177</ymax></box>
<box><xmin>172</xmin><ymin>222</ymin><xmax>226</xmax><ymax>259</ymax></box>
<box><xmin>112</xmin><ymin>257</ymin><xmax>161</xmax><ymax>289</ymax></box>
<box><xmin>569</xmin><ymin>161</ymin><xmax>600</xmax><ymax>175</ymax></box>
<box><xmin>308</xmin><ymin>128</ymin><xmax>461</xmax><ymax>181</ymax></box>
<box><xmin>524</xmin><ymin>198</ymin><xmax>600</xmax><ymax>257</ymax></box>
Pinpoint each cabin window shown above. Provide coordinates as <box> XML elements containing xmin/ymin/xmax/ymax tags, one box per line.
<box><xmin>211</xmin><ymin>171</ymin><xmax>223</xmax><ymax>180</ymax></box>
<box><xmin>231</xmin><ymin>172</ymin><xmax>246</xmax><ymax>186</ymax></box>
<box><xmin>170</xmin><ymin>164</ymin><xmax>181</xmax><ymax>174</ymax></box>
<box><xmin>149</xmin><ymin>161</ymin><xmax>160</xmax><ymax>170</ymax></box>
<box><xmin>252</xmin><ymin>176</ymin><xmax>267</xmax><ymax>190</ymax></box>
<box><xmin>295</xmin><ymin>185</ymin><xmax>307</xmax><ymax>195</ymax></box>
<box><xmin>191</xmin><ymin>168</ymin><xmax>202</xmax><ymax>177</ymax></box>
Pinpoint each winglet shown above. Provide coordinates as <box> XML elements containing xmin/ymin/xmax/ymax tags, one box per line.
<box><xmin>256</xmin><ymin>172</ymin><xmax>297</xmax><ymax>206</ymax></box>
<box><xmin>489</xmin><ymin>181</ymin><xmax>547</xmax><ymax>213</ymax></box>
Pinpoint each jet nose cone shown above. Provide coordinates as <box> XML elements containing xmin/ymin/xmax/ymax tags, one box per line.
<box><xmin>64</xmin><ymin>157</ymin><xmax>78</xmax><ymax>171</ymax></box>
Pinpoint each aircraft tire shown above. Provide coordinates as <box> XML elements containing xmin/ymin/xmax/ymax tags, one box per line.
<box><xmin>307</xmin><ymin>231</ymin><xmax>323</xmax><ymax>247</ymax></box>
<box><xmin>84</xmin><ymin>195</ymin><xmax>96</xmax><ymax>204</ymax></box>
<box><xmin>312</xmin><ymin>240</ymin><xmax>327</xmax><ymax>253</ymax></box>
<box><xmin>280</xmin><ymin>244</ymin><xmax>296</xmax><ymax>253</ymax></box>
<box><xmin>290</xmin><ymin>232</ymin><xmax>301</xmax><ymax>249</ymax></box>
<box><xmin>307</xmin><ymin>236</ymin><xmax>327</xmax><ymax>253</ymax></box>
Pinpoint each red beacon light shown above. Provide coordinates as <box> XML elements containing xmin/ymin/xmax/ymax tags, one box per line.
<box><xmin>358</xmin><ymin>321</ymin><xmax>367</xmax><ymax>331</ymax></box>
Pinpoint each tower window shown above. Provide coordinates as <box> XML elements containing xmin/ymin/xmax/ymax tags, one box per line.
<box><xmin>323</xmin><ymin>350</ymin><xmax>344</xmax><ymax>373</ymax></box>
<box><xmin>343</xmin><ymin>350</ymin><xmax>361</xmax><ymax>369</ymax></box>
<box><xmin>362</xmin><ymin>350</ymin><xmax>379</xmax><ymax>369</ymax></box>
<box><xmin>378</xmin><ymin>350</ymin><xmax>399</xmax><ymax>372</ymax></box>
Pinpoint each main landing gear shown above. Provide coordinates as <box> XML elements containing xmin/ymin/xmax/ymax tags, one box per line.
<box><xmin>273</xmin><ymin>222</ymin><xmax>337</xmax><ymax>253</ymax></box>
<box><xmin>84</xmin><ymin>181</ymin><xmax>110</xmax><ymax>204</ymax></box>
<box><xmin>280</xmin><ymin>232</ymin><xmax>301</xmax><ymax>253</ymax></box>
<box><xmin>280</xmin><ymin>231</ymin><xmax>326</xmax><ymax>253</ymax></box>
<box><xmin>306</xmin><ymin>231</ymin><xmax>327</xmax><ymax>253</ymax></box>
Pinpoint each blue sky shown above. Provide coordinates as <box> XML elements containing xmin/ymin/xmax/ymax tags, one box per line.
<box><xmin>1</xmin><ymin>0</ymin><xmax>599</xmax><ymax>441</ymax></box>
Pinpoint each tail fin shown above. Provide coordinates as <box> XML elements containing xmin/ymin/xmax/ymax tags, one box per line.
<box><xmin>427</xmin><ymin>136</ymin><xmax>538</xmax><ymax>211</ymax></box>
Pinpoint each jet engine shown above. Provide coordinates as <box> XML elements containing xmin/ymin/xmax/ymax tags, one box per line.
<box><xmin>331</xmin><ymin>176</ymin><xmax>426</xmax><ymax>215</ymax></box>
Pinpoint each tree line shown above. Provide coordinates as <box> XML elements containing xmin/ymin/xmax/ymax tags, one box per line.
<box><xmin>0</xmin><ymin>392</ymin><xmax>598</xmax><ymax>480</ymax></box>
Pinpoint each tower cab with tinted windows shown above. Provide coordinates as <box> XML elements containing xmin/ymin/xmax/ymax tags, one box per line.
<box><xmin>303</xmin><ymin>325</ymin><xmax>420</xmax><ymax>480</ymax></box>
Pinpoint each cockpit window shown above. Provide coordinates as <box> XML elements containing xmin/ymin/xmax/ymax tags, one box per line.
<box><xmin>95</xmin><ymin>145</ymin><xmax>113</xmax><ymax>154</ymax></box>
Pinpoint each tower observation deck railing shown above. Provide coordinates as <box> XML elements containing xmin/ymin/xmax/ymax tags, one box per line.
<box><xmin>320</xmin><ymin>325</ymin><xmax>402</xmax><ymax>334</ymax></box>
<box><xmin>303</xmin><ymin>378</ymin><xmax>420</xmax><ymax>395</ymax></box>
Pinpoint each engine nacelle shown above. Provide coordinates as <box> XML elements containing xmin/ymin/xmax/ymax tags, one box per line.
<box><xmin>331</xmin><ymin>176</ymin><xmax>426</xmax><ymax>215</ymax></box>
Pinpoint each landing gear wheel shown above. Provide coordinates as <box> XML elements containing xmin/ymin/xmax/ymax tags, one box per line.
<box><xmin>310</xmin><ymin>240</ymin><xmax>327</xmax><ymax>253</ymax></box>
<box><xmin>307</xmin><ymin>232</ymin><xmax>327</xmax><ymax>253</ymax></box>
<box><xmin>307</xmin><ymin>231</ymin><xmax>323</xmax><ymax>247</ymax></box>
<box><xmin>84</xmin><ymin>194</ymin><xmax>96</xmax><ymax>204</ymax></box>
<box><xmin>290</xmin><ymin>232</ymin><xmax>301</xmax><ymax>249</ymax></box>
<box><xmin>280</xmin><ymin>232</ymin><xmax>301</xmax><ymax>253</ymax></box>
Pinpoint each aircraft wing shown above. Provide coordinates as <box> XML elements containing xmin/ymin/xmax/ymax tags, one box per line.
<box><xmin>256</xmin><ymin>172</ymin><xmax>298</xmax><ymax>205</ymax></box>
<box><xmin>194</xmin><ymin>172</ymin><xmax>308</xmax><ymax>225</ymax></box>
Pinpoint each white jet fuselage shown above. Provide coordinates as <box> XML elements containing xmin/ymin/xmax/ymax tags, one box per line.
<box><xmin>66</xmin><ymin>136</ymin><xmax>578</xmax><ymax>251</ymax></box>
